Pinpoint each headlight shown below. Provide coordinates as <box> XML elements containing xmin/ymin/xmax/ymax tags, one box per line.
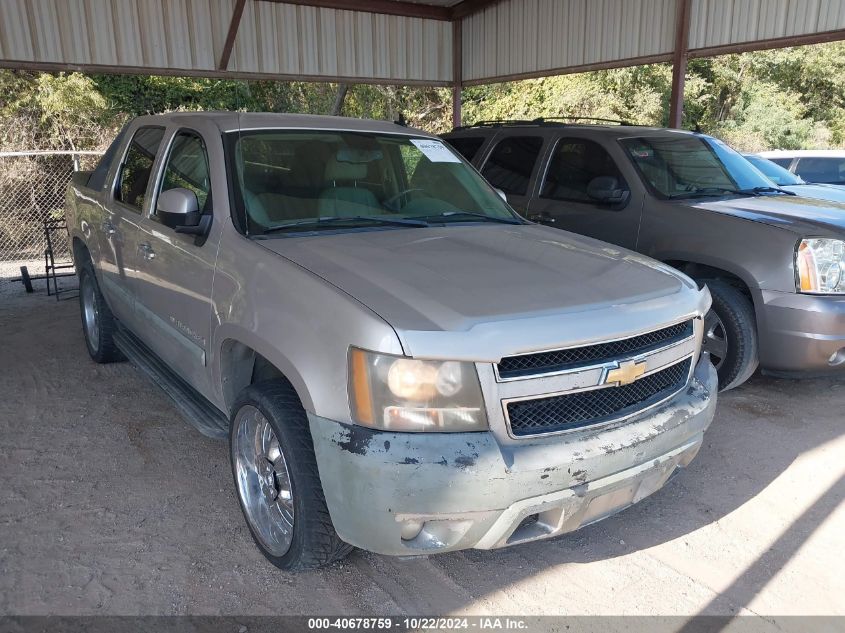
<box><xmin>796</xmin><ymin>239</ymin><xmax>845</xmax><ymax>294</ymax></box>
<box><xmin>348</xmin><ymin>348</ymin><xmax>488</xmax><ymax>432</ymax></box>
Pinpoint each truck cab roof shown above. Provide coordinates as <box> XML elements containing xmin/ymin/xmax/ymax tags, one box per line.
<box><xmin>129</xmin><ymin>111</ymin><xmax>435</xmax><ymax>138</ymax></box>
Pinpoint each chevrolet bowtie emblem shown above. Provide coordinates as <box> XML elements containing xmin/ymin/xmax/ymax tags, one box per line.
<box><xmin>605</xmin><ymin>360</ymin><xmax>647</xmax><ymax>386</ymax></box>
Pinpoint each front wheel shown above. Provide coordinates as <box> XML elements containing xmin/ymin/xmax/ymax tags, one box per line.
<box><xmin>701</xmin><ymin>279</ymin><xmax>759</xmax><ymax>391</ymax></box>
<box><xmin>229</xmin><ymin>381</ymin><xmax>352</xmax><ymax>571</ymax></box>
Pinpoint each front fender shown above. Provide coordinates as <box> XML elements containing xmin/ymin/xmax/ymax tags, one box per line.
<box><xmin>208</xmin><ymin>229</ymin><xmax>404</xmax><ymax>422</ymax></box>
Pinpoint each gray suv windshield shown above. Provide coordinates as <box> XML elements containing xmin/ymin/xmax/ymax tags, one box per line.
<box><xmin>621</xmin><ymin>135</ymin><xmax>777</xmax><ymax>199</ymax></box>
<box><xmin>228</xmin><ymin>130</ymin><xmax>520</xmax><ymax>235</ymax></box>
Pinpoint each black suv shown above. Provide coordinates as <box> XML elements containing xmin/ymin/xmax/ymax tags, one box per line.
<box><xmin>444</xmin><ymin>120</ymin><xmax>845</xmax><ymax>390</ymax></box>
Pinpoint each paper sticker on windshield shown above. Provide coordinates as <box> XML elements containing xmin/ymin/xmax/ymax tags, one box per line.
<box><xmin>411</xmin><ymin>139</ymin><xmax>461</xmax><ymax>163</ymax></box>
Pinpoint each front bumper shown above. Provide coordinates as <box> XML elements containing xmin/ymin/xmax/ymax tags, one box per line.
<box><xmin>757</xmin><ymin>290</ymin><xmax>845</xmax><ymax>374</ymax></box>
<box><xmin>309</xmin><ymin>357</ymin><xmax>717</xmax><ymax>556</ymax></box>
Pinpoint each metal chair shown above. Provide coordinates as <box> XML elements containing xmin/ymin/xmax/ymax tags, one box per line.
<box><xmin>43</xmin><ymin>217</ymin><xmax>77</xmax><ymax>299</ymax></box>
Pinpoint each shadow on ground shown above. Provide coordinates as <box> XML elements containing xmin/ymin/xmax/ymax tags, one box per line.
<box><xmin>0</xmin><ymin>286</ymin><xmax>842</xmax><ymax>617</ymax></box>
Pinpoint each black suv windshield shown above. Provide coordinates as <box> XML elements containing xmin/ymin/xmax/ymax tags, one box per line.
<box><xmin>227</xmin><ymin>130</ymin><xmax>520</xmax><ymax>235</ymax></box>
<box><xmin>621</xmin><ymin>135</ymin><xmax>778</xmax><ymax>199</ymax></box>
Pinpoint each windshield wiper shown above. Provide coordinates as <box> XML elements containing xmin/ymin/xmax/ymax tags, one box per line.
<box><xmin>260</xmin><ymin>215</ymin><xmax>429</xmax><ymax>235</ymax></box>
<box><xmin>669</xmin><ymin>187</ymin><xmax>749</xmax><ymax>199</ymax></box>
<box><xmin>671</xmin><ymin>185</ymin><xmax>796</xmax><ymax>199</ymax></box>
<box><xmin>737</xmin><ymin>186</ymin><xmax>796</xmax><ymax>196</ymax></box>
<box><xmin>413</xmin><ymin>211</ymin><xmax>525</xmax><ymax>225</ymax></box>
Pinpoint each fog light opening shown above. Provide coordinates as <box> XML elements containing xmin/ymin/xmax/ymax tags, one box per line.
<box><xmin>507</xmin><ymin>508</ymin><xmax>564</xmax><ymax>545</ymax></box>
<box><xmin>828</xmin><ymin>348</ymin><xmax>845</xmax><ymax>366</ymax></box>
<box><xmin>398</xmin><ymin>518</ymin><xmax>474</xmax><ymax>551</ymax></box>
<box><xmin>400</xmin><ymin>519</ymin><xmax>425</xmax><ymax>541</ymax></box>
<box><xmin>517</xmin><ymin>513</ymin><xmax>539</xmax><ymax>530</ymax></box>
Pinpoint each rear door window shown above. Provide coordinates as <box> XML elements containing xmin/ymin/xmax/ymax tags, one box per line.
<box><xmin>445</xmin><ymin>136</ymin><xmax>485</xmax><ymax>162</ymax></box>
<box><xmin>116</xmin><ymin>126</ymin><xmax>165</xmax><ymax>212</ymax></box>
<box><xmin>89</xmin><ymin>125</ymin><xmax>129</xmax><ymax>191</ymax></box>
<box><xmin>541</xmin><ymin>138</ymin><xmax>626</xmax><ymax>202</ymax></box>
<box><xmin>481</xmin><ymin>136</ymin><xmax>544</xmax><ymax>196</ymax></box>
<box><xmin>794</xmin><ymin>157</ymin><xmax>845</xmax><ymax>184</ymax></box>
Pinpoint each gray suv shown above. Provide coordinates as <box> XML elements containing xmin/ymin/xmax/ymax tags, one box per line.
<box><xmin>66</xmin><ymin>113</ymin><xmax>716</xmax><ymax>570</ymax></box>
<box><xmin>445</xmin><ymin>121</ymin><xmax>845</xmax><ymax>390</ymax></box>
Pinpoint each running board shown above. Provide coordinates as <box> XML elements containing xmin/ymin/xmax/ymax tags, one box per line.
<box><xmin>114</xmin><ymin>328</ymin><xmax>229</xmax><ymax>440</ymax></box>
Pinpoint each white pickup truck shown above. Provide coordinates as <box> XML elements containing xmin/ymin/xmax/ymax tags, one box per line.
<box><xmin>66</xmin><ymin>112</ymin><xmax>716</xmax><ymax>570</ymax></box>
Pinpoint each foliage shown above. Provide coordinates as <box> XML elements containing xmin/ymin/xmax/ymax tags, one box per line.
<box><xmin>1</xmin><ymin>41</ymin><xmax>843</xmax><ymax>153</ymax></box>
<box><xmin>0</xmin><ymin>72</ymin><xmax>116</xmax><ymax>151</ymax></box>
<box><xmin>464</xmin><ymin>42</ymin><xmax>845</xmax><ymax>151</ymax></box>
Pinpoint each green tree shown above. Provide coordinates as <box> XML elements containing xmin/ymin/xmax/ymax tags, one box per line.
<box><xmin>1</xmin><ymin>71</ymin><xmax>114</xmax><ymax>150</ymax></box>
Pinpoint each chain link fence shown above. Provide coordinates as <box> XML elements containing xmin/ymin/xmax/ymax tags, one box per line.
<box><xmin>0</xmin><ymin>151</ymin><xmax>102</xmax><ymax>281</ymax></box>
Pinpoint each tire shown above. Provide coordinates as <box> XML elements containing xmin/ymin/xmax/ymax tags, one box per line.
<box><xmin>20</xmin><ymin>266</ymin><xmax>33</xmax><ymax>293</ymax></box>
<box><xmin>701</xmin><ymin>279</ymin><xmax>759</xmax><ymax>391</ymax></box>
<box><xmin>78</xmin><ymin>261</ymin><xmax>125</xmax><ymax>363</ymax></box>
<box><xmin>229</xmin><ymin>380</ymin><xmax>352</xmax><ymax>571</ymax></box>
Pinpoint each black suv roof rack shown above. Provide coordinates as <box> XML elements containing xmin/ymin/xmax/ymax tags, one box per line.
<box><xmin>453</xmin><ymin>116</ymin><xmax>635</xmax><ymax>131</ymax></box>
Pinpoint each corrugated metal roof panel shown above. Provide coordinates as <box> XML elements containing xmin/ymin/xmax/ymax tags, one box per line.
<box><xmin>229</xmin><ymin>3</ymin><xmax>450</xmax><ymax>81</ymax></box>
<box><xmin>0</xmin><ymin>0</ymin><xmax>451</xmax><ymax>82</ymax></box>
<box><xmin>1</xmin><ymin>0</ymin><xmax>844</xmax><ymax>85</ymax></box>
<box><xmin>0</xmin><ymin>0</ymin><xmax>225</xmax><ymax>70</ymax></box>
<box><xmin>462</xmin><ymin>0</ymin><xmax>677</xmax><ymax>82</ymax></box>
<box><xmin>689</xmin><ymin>0</ymin><xmax>845</xmax><ymax>49</ymax></box>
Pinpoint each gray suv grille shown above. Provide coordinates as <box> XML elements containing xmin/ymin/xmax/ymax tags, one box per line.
<box><xmin>497</xmin><ymin>320</ymin><xmax>693</xmax><ymax>380</ymax></box>
<box><xmin>506</xmin><ymin>358</ymin><xmax>692</xmax><ymax>437</ymax></box>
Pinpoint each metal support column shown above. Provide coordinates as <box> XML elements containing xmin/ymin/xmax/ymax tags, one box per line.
<box><xmin>669</xmin><ymin>0</ymin><xmax>692</xmax><ymax>129</ymax></box>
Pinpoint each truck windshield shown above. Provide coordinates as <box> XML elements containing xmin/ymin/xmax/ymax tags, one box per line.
<box><xmin>227</xmin><ymin>130</ymin><xmax>521</xmax><ymax>235</ymax></box>
<box><xmin>621</xmin><ymin>135</ymin><xmax>778</xmax><ymax>199</ymax></box>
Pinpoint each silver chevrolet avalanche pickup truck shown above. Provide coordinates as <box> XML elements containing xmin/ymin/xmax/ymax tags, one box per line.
<box><xmin>66</xmin><ymin>112</ymin><xmax>717</xmax><ymax>570</ymax></box>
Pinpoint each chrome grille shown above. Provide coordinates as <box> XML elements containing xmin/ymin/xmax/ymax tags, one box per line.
<box><xmin>506</xmin><ymin>358</ymin><xmax>692</xmax><ymax>437</ymax></box>
<box><xmin>497</xmin><ymin>320</ymin><xmax>694</xmax><ymax>380</ymax></box>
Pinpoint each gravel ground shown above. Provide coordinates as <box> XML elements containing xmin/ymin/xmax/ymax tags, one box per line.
<box><xmin>0</xmin><ymin>279</ymin><xmax>843</xmax><ymax>621</ymax></box>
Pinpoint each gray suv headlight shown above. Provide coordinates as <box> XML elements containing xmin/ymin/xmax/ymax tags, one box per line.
<box><xmin>348</xmin><ymin>348</ymin><xmax>488</xmax><ymax>432</ymax></box>
<box><xmin>796</xmin><ymin>239</ymin><xmax>845</xmax><ymax>294</ymax></box>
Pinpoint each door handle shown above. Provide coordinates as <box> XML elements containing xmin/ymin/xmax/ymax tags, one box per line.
<box><xmin>138</xmin><ymin>242</ymin><xmax>155</xmax><ymax>260</ymax></box>
<box><xmin>101</xmin><ymin>221</ymin><xmax>117</xmax><ymax>236</ymax></box>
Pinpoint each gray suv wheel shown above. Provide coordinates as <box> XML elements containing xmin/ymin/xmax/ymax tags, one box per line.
<box><xmin>78</xmin><ymin>261</ymin><xmax>124</xmax><ymax>364</ymax></box>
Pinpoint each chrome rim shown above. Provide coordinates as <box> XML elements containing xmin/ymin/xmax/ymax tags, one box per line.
<box><xmin>81</xmin><ymin>275</ymin><xmax>100</xmax><ymax>353</ymax></box>
<box><xmin>703</xmin><ymin>309</ymin><xmax>727</xmax><ymax>371</ymax></box>
<box><xmin>232</xmin><ymin>405</ymin><xmax>294</xmax><ymax>556</ymax></box>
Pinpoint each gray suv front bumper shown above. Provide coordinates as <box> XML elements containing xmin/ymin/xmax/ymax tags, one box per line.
<box><xmin>309</xmin><ymin>357</ymin><xmax>717</xmax><ymax>556</ymax></box>
<box><xmin>757</xmin><ymin>290</ymin><xmax>845</xmax><ymax>374</ymax></box>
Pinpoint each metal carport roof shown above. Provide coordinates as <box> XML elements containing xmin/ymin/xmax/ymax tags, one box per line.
<box><xmin>1</xmin><ymin>0</ymin><xmax>845</xmax><ymax>127</ymax></box>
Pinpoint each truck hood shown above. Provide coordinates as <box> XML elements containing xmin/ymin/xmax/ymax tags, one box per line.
<box><xmin>781</xmin><ymin>184</ymin><xmax>845</xmax><ymax>205</ymax></box>
<box><xmin>258</xmin><ymin>225</ymin><xmax>707</xmax><ymax>360</ymax></box>
<box><xmin>686</xmin><ymin>194</ymin><xmax>845</xmax><ymax>234</ymax></box>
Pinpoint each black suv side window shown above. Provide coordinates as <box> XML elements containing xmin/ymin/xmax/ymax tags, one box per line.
<box><xmin>481</xmin><ymin>136</ymin><xmax>543</xmax><ymax>196</ymax></box>
<box><xmin>116</xmin><ymin>126</ymin><xmax>165</xmax><ymax>212</ymax></box>
<box><xmin>541</xmin><ymin>138</ymin><xmax>625</xmax><ymax>202</ymax></box>
<box><xmin>156</xmin><ymin>131</ymin><xmax>212</xmax><ymax>219</ymax></box>
<box><xmin>446</xmin><ymin>136</ymin><xmax>485</xmax><ymax>161</ymax></box>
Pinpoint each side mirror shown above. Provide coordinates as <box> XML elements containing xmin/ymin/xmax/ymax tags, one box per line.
<box><xmin>157</xmin><ymin>188</ymin><xmax>212</xmax><ymax>240</ymax></box>
<box><xmin>494</xmin><ymin>188</ymin><xmax>508</xmax><ymax>203</ymax></box>
<box><xmin>587</xmin><ymin>176</ymin><xmax>630</xmax><ymax>206</ymax></box>
<box><xmin>157</xmin><ymin>188</ymin><xmax>201</xmax><ymax>228</ymax></box>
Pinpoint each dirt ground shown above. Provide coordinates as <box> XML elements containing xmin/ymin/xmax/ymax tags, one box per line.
<box><xmin>1</xmin><ymin>276</ymin><xmax>843</xmax><ymax>621</ymax></box>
